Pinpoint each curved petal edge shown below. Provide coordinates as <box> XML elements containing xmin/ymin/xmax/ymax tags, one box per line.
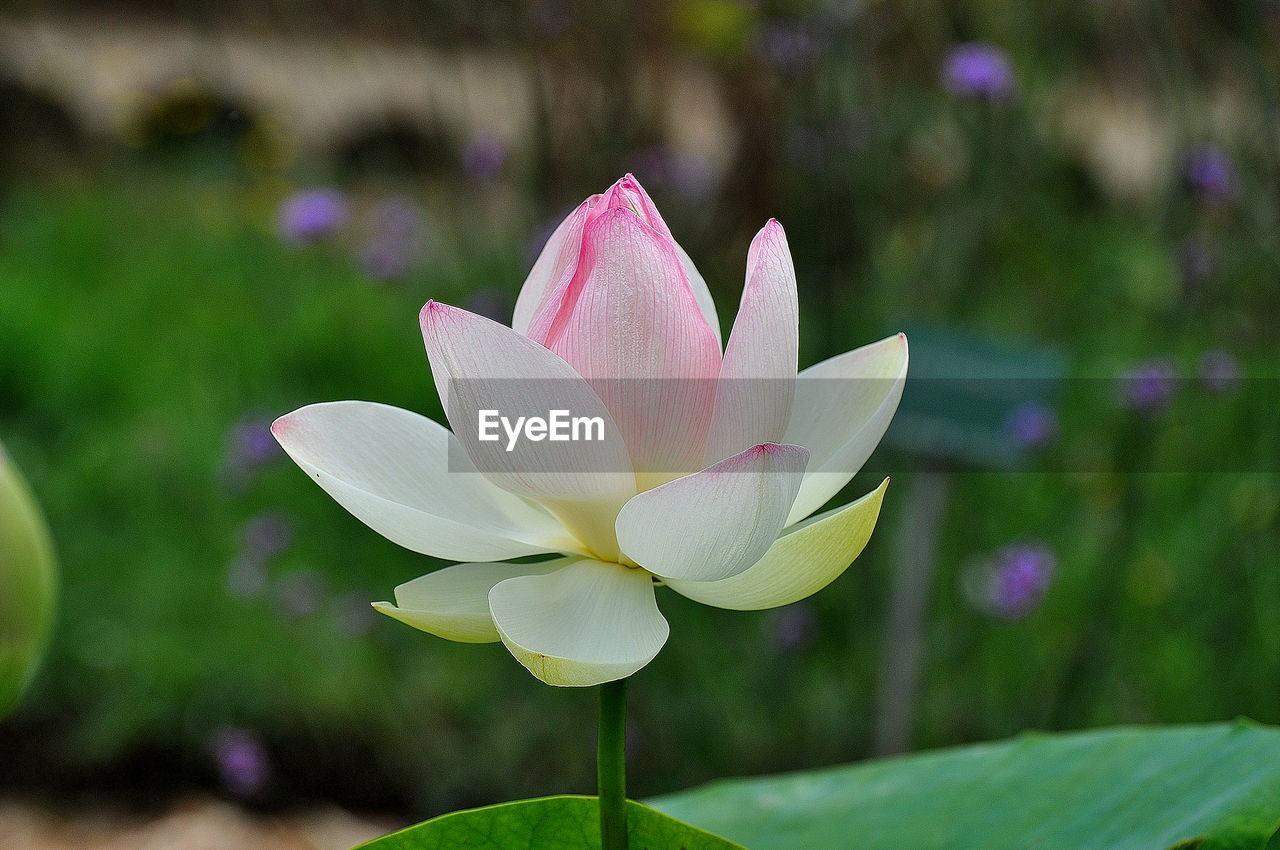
<box><xmin>616</xmin><ymin>443</ymin><xmax>808</xmax><ymax>583</ymax></box>
<box><xmin>489</xmin><ymin>560</ymin><xmax>670</xmax><ymax>686</ymax></box>
<box><xmin>665</xmin><ymin>478</ymin><xmax>889</xmax><ymax>611</ymax></box>
<box><xmin>373</xmin><ymin>559</ymin><xmax>574</xmax><ymax>643</ymax></box>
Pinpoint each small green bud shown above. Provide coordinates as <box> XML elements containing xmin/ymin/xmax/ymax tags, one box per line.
<box><xmin>0</xmin><ymin>442</ymin><xmax>58</xmax><ymax>718</ymax></box>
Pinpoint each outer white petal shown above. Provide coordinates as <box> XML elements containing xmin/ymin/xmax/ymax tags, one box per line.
<box><xmin>783</xmin><ymin>334</ymin><xmax>908</xmax><ymax>525</ymax></box>
<box><xmin>372</xmin><ymin>559</ymin><xmax>574</xmax><ymax>643</ymax></box>
<box><xmin>272</xmin><ymin>401</ymin><xmax>575</xmax><ymax>562</ymax></box>
<box><xmin>615</xmin><ymin>443</ymin><xmax>808</xmax><ymax>583</ymax></box>
<box><xmin>703</xmin><ymin>220</ymin><xmax>798</xmax><ymax>465</ymax></box>
<box><xmin>420</xmin><ymin>301</ymin><xmax>636</xmax><ymax>559</ymax></box>
<box><xmin>488</xmin><ymin>560</ymin><xmax>669</xmax><ymax>687</ymax></box>
<box><xmin>666</xmin><ymin>478</ymin><xmax>888</xmax><ymax>610</ymax></box>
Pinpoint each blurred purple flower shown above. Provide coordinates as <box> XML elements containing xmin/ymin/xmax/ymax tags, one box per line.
<box><xmin>968</xmin><ymin>542</ymin><xmax>1056</xmax><ymax>620</ymax></box>
<box><xmin>222</xmin><ymin>416</ymin><xmax>283</xmax><ymax>491</ymax></box>
<box><xmin>227</xmin><ymin>512</ymin><xmax>293</xmax><ymax>599</ymax></box>
<box><xmin>356</xmin><ymin>196</ymin><xmax>423</xmax><ymax>282</ymax></box>
<box><xmin>1198</xmin><ymin>350</ymin><xmax>1241</xmax><ymax>394</ymax></box>
<box><xmin>462</xmin><ymin>133</ymin><xmax>508</xmax><ymax>182</ymax></box>
<box><xmin>943</xmin><ymin>42</ymin><xmax>1016</xmax><ymax>101</ymax></box>
<box><xmin>1005</xmin><ymin>401</ymin><xmax>1059</xmax><ymax>450</ymax></box>
<box><xmin>276</xmin><ymin>188</ymin><xmax>348</xmax><ymax>244</ymax></box>
<box><xmin>226</xmin><ymin>554</ymin><xmax>268</xmax><ymax>599</ymax></box>
<box><xmin>334</xmin><ymin>591</ymin><xmax>377</xmax><ymax>637</ymax></box>
<box><xmin>1176</xmin><ymin>234</ymin><xmax>1216</xmax><ymax>287</ymax></box>
<box><xmin>275</xmin><ymin>569</ymin><xmax>327</xmax><ymax>618</ymax></box>
<box><xmin>1183</xmin><ymin>145</ymin><xmax>1236</xmax><ymax>204</ymax></box>
<box><xmin>757</xmin><ymin>19</ymin><xmax>820</xmax><ymax>74</ymax></box>
<box><xmin>209</xmin><ymin>726</ymin><xmax>270</xmax><ymax>796</ymax></box>
<box><xmin>369</xmin><ymin>195</ymin><xmax>421</xmax><ymax>240</ymax></box>
<box><xmin>231</xmin><ymin>417</ymin><xmax>280</xmax><ymax>467</ymax></box>
<box><xmin>357</xmin><ymin>237</ymin><xmax>415</xmax><ymax>282</ymax></box>
<box><xmin>242</xmin><ymin>512</ymin><xmax>294</xmax><ymax>561</ymax></box>
<box><xmin>767</xmin><ymin>603</ymin><xmax>818</xmax><ymax>653</ymax></box>
<box><xmin>1120</xmin><ymin>358</ymin><xmax>1178</xmax><ymax>416</ymax></box>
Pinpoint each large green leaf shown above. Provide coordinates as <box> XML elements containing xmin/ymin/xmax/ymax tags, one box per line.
<box><xmin>359</xmin><ymin>795</ymin><xmax>743</xmax><ymax>849</ymax></box>
<box><xmin>649</xmin><ymin>722</ymin><xmax>1280</xmax><ymax>850</ymax></box>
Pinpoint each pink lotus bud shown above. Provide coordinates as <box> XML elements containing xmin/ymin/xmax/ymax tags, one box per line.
<box><xmin>514</xmin><ymin>175</ymin><xmax>723</xmax><ymax>479</ymax></box>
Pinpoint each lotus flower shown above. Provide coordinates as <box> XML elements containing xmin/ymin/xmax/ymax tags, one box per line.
<box><xmin>273</xmin><ymin>175</ymin><xmax>907</xmax><ymax>686</ymax></box>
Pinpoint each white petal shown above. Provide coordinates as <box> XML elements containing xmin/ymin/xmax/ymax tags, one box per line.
<box><xmin>783</xmin><ymin>334</ymin><xmax>908</xmax><ymax>524</ymax></box>
<box><xmin>272</xmin><ymin>401</ymin><xmax>574</xmax><ymax>562</ymax></box>
<box><xmin>666</xmin><ymin>478</ymin><xmax>888</xmax><ymax>610</ymax></box>
<box><xmin>372</xmin><ymin>559</ymin><xmax>574</xmax><ymax>643</ymax></box>
<box><xmin>704</xmin><ymin>220</ymin><xmax>798</xmax><ymax>464</ymax></box>
<box><xmin>615</xmin><ymin>443</ymin><xmax>808</xmax><ymax>582</ymax></box>
<box><xmin>420</xmin><ymin>301</ymin><xmax>636</xmax><ymax>558</ymax></box>
<box><xmin>488</xmin><ymin>560</ymin><xmax>669</xmax><ymax>687</ymax></box>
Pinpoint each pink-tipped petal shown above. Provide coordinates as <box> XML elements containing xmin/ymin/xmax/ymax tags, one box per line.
<box><xmin>520</xmin><ymin>177</ymin><xmax>722</xmax><ymax>349</ymax></box>
<box><xmin>616</xmin><ymin>442</ymin><xmax>809</xmax><ymax>582</ymax></box>
<box><xmin>704</xmin><ymin>220</ymin><xmax>799</xmax><ymax>465</ymax></box>
<box><xmin>599</xmin><ymin>173</ymin><xmax>674</xmax><ymax>239</ymax></box>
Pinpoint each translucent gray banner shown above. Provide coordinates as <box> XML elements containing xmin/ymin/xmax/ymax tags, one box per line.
<box><xmin>438</xmin><ymin>377</ymin><xmax>1276</xmax><ymax>474</ymax></box>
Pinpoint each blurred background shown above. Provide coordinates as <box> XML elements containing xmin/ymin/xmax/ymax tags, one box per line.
<box><xmin>1</xmin><ymin>0</ymin><xmax>1277</xmax><ymax>844</ymax></box>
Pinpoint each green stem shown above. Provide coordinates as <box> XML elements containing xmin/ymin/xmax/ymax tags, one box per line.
<box><xmin>598</xmin><ymin>677</ymin><xmax>628</xmax><ymax>850</ymax></box>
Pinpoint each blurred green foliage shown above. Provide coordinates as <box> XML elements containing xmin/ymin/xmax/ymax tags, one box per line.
<box><xmin>0</xmin><ymin>0</ymin><xmax>1277</xmax><ymax>823</ymax></box>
